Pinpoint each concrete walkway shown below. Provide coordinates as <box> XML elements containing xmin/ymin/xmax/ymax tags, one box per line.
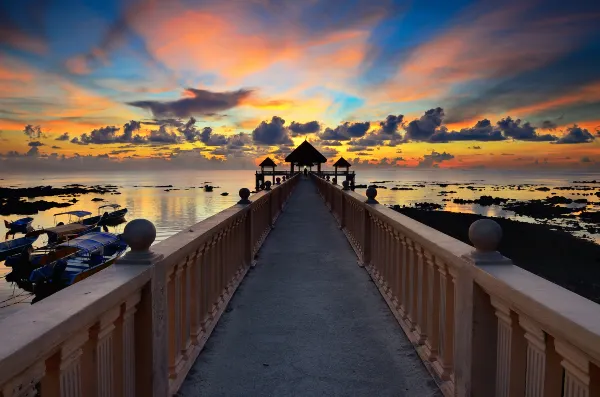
<box><xmin>178</xmin><ymin>178</ymin><xmax>441</xmax><ymax>397</ymax></box>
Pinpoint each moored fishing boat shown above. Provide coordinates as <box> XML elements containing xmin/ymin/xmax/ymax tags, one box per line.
<box><xmin>3</xmin><ymin>217</ymin><xmax>34</xmax><ymax>233</ymax></box>
<box><xmin>82</xmin><ymin>204</ymin><xmax>127</xmax><ymax>227</ymax></box>
<box><xmin>10</xmin><ymin>232</ymin><xmax>127</xmax><ymax>302</ymax></box>
<box><xmin>0</xmin><ymin>236</ymin><xmax>38</xmax><ymax>261</ymax></box>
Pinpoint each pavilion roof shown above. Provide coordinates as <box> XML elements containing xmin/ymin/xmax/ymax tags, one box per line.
<box><xmin>259</xmin><ymin>157</ymin><xmax>277</xmax><ymax>167</ymax></box>
<box><xmin>333</xmin><ymin>157</ymin><xmax>352</xmax><ymax>168</ymax></box>
<box><xmin>285</xmin><ymin>141</ymin><xmax>327</xmax><ymax>165</ymax></box>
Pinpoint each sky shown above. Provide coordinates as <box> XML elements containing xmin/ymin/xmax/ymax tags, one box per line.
<box><xmin>1</xmin><ymin>0</ymin><xmax>600</xmax><ymax>171</ymax></box>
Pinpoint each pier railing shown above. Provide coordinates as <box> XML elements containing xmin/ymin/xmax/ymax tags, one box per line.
<box><xmin>313</xmin><ymin>174</ymin><xmax>600</xmax><ymax>397</ymax></box>
<box><xmin>0</xmin><ymin>174</ymin><xmax>299</xmax><ymax>397</ymax></box>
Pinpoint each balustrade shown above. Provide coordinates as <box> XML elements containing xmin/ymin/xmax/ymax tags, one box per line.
<box><xmin>311</xmin><ymin>174</ymin><xmax>600</xmax><ymax>397</ymax></box>
<box><xmin>0</xmin><ymin>174</ymin><xmax>299</xmax><ymax>397</ymax></box>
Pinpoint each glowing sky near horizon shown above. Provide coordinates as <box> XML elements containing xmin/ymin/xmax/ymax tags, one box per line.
<box><xmin>1</xmin><ymin>0</ymin><xmax>600</xmax><ymax>170</ymax></box>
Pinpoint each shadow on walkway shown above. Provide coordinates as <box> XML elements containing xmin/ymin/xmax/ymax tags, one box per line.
<box><xmin>178</xmin><ymin>178</ymin><xmax>441</xmax><ymax>397</ymax></box>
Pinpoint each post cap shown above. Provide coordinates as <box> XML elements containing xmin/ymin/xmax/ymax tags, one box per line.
<box><xmin>342</xmin><ymin>180</ymin><xmax>349</xmax><ymax>190</ymax></box>
<box><xmin>469</xmin><ymin>219</ymin><xmax>502</xmax><ymax>252</ymax></box>
<box><xmin>238</xmin><ymin>188</ymin><xmax>251</xmax><ymax>204</ymax></box>
<box><xmin>264</xmin><ymin>180</ymin><xmax>272</xmax><ymax>190</ymax></box>
<box><xmin>123</xmin><ymin>219</ymin><xmax>156</xmax><ymax>252</ymax></box>
<box><xmin>366</xmin><ymin>185</ymin><xmax>378</xmax><ymax>203</ymax></box>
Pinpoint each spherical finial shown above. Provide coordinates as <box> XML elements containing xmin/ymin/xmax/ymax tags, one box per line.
<box><xmin>238</xmin><ymin>188</ymin><xmax>251</xmax><ymax>204</ymax></box>
<box><xmin>276</xmin><ymin>177</ymin><xmax>281</xmax><ymax>185</ymax></box>
<box><xmin>469</xmin><ymin>219</ymin><xmax>502</xmax><ymax>252</ymax></box>
<box><xmin>332</xmin><ymin>177</ymin><xmax>337</xmax><ymax>184</ymax></box>
<box><xmin>123</xmin><ymin>219</ymin><xmax>156</xmax><ymax>252</ymax></box>
<box><xmin>342</xmin><ymin>180</ymin><xmax>349</xmax><ymax>190</ymax></box>
<box><xmin>264</xmin><ymin>180</ymin><xmax>272</xmax><ymax>190</ymax></box>
<box><xmin>366</xmin><ymin>185</ymin><xmax>378</xmax><ymax>203</ymax></box>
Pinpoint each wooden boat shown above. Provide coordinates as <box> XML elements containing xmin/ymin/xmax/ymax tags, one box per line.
<box><xmin>27</xmin><ymin>232</ymin><xmax>128</xmax><ymax>301</ymax></box>
<box><xmin>204</xmin><ymin>185</ymin><xmax>214</xmax><ymax>192</ymax></box>
<box><xmin>82</xmin><ymin>204</ymin><xmax>127</xmax><ymax>227</ymax></box>
<box><xmin>24</xmin><ymin>211</ymin><xmax>105</xmax><ymax>245</ymax></box>
<box><xmin>3</xmin><ymin>217</ymin><xmax>34</xmax><ymax>233</ymax></box>
<box><xmin>0</xmin><ymin>236</ymin><xmax>38</xmax><ymax>261</ymax></box>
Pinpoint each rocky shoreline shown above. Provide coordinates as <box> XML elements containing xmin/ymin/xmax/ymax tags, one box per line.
<box><xmin>393</xmin><ymin>207</ymin><xmax>600</xmax><ymax>304</ymax></box>
<box><xmin>0</xmin><ymin>184</ymin><xmax>120</xmax><ymax>215</ymax></box>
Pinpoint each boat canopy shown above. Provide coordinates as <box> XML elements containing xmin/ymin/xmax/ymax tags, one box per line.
<box><xmin>54</xmin><ymin>210</ymin><xmax>92</xmax><ymax>218</ymax></box>
<box><xmin>26</xmin><ymin>224</ymin><xmax>90</xmax><ymax>239</ymax></box>
<box><xmin>99</xmin><ymin>204</ymin><xmax>121</xmax><ymax>209</ymax></box>
<box><xmin>57</xmin><ymin>232</ymin><xmax>119</xmax><ymax>253</ymax></box>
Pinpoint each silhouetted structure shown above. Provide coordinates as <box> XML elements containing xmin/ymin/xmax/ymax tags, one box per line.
<box><xmin>255</xmin><ymin>141</ymin><xmax>355</xmax><ymax>190</ymax></box>
<box><xmin>333</xmin><ymin>157</ymin><xmax>352</xmax><ymax>186</ymax></box>
<box><xmin>285</xmin><ymin>140</ymin><xmax>327</xmax><ymax>174</ymax></box>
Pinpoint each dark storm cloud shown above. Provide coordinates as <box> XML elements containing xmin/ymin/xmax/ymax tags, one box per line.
<box><xmin>417</xmin><ymin>151</ymin><xmax>454</xmax><ymax>167</ymax></box>
<box><xmin>541</xmin><ymin>120</ymin><xmax>558</xmax><ymax>130</ymax></box>
<box><xmin>148</xmin><ymin>125</ymin><xmax>180</xmax><ymax>144</ymax></box>
<box><xmin>404</xmin><ymin>108</ymin><xmax>444</xmax><ymax>141</ymax></box>
<box><xmin>496</xmin><ymin>117</ymin><xmax>557</xmax><ymax>141</ymax></box>
<box><xmin>555</xmin><ymin>125</ymin><xmax>595</xmax><ymax>144</ymax></box>
<box><xmin>199</xmin><ymin>126</ymin><xmax>228</xmax><ymax>146</ymax></box>
<box><xmin>55</xmin><ymin>132</ymin><xmax>70</xmax><ymax>141</ymax></box>
<box><xmin>380</xmin><ymin>115</ymin><xmax>404</xmax><ymax>134</ymax></box>
<box><xmin>122</xmin><ymin>120</ymin><xmax>141</xmax><ymax>141</ymax></box>
<box><xmin>23</xmin><ymin>124</ymin><xmax>42</xmax><ymax>139</ymax></box>
<box><xmin>430</xmin><ymin>119</ymin><xmax>506</xmax><ymax>142</ymax></box>
<box><xmin>28</xmin><ymin>141</ymin><xmax>44</xmax><ymax>147</ymax></box>
<box><xmin>128</xmin><ymin>88</ymin><xmax>253</xmax><ymax>118</ymax></box>
<box><xmin>320</xmin><ymin>121</ymin><xmax>370</xmax><ymax>141</ymax></box>
<box><xmin>252</xmin><ymin>116</ymin><xmax>293</xmax><ymax>145</ymax></box>
<box><xmin>289</xmin><ymin>121</ymin><xmax>321</xmax><ymax>136</ymax></box>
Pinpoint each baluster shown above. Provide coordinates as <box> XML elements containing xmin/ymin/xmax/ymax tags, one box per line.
<box><xmin>414</xmin><ymin>243</ymin><xmax>427</xmax><ymax>344</ymax></box>
<box><xmin>190</xmin><ymin>244</ymin><xmax>206</xmax><ymax>344</ymax></box>
<box><xmin>2</xmin><ymin>362</ymin><xmax>45</xmax><ymax>397</ymax></box>
<box><xmin>166</xmin><ymin>265</ymin><xmax>178</xmax><ymax>380</ymax></box>
<box><xmin>180</xmin><ymin>254</ymin><xmax>193</xmax><ymax>361</ymax></box>
<box><xmin>491</xmin><ymin>297</ymin><xmax>527</xmax><ymax>397</ymax></box>
<box><xmin>519</xmin><ymin>317</ymin><xmax>547</xmax><ymax>397</ymax></box>
<box><xmin>555</xmin><ymin>340</ymin><xmax>591</xmax><ymax>397</ymax></box>
<box><xmin>406</xmin><ymin>238</ymin><xmax>417</xmax><ymax>330</ymax></box>
<box><xmin>121</xmin><ymin>293</ymin><xmax>141</xmax><ymax>397</ymax></box>
<box><xmin>94</xmin><ymin>308</ymin><xmax>119</xmax><ymax>397</ymax></box>
<box><xmin>42</xmin><ymin>331</ymin><xmax>88</xmax><ymax>396</ymax></box>
<box><xmin>383</xmin><ymin>224</ymin><xmax>391</xmax><ymax>294</ymax></box>
<box><xmin>433</xmin><ymin>259</ymin><xmax>454</xmax><ymax>380</ymax></box>
<box><xmin>400</xmin><ymin>235</ymin><xmax>409</xmax><ymax>320</ymax></box>
<box><xmin>424</xmin><ymin>251</ymin><xmax>439</xmax><ymax>361</ymax></box>
<box><xmin>390</xmin><ymin>231</ymin><xmax>400</xmax><ymax>308</ymax></box>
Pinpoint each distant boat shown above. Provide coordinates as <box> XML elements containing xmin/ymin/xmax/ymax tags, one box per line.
<box><xmin>221</xmin><ymin>192</ymin><xmax>229</xmax><ymax>196</ymax></box>
<box><xmin>204</xmin><ymin>185</ymin><xmax>214</xmax><ymax>192</ymax></box>
<box><xmin>4</xmin><ymin>217</ymin><xmax>34</xmax><ymax>233</ymax></box>
<box><xmin>0</xmin><ymin>236</ymin><xmax>38</xmax><ymax>261</ymax></box>
<box><xmin>9</xmin><ymin>232</ymin><xmax>127</xmax><ymax>302</ymax></box>
<box><xmin>82</xmin><ymin>204</ymin><xmax>127</xmax><ymax>227</ymax></box>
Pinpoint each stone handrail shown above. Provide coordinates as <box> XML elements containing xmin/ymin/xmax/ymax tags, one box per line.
<box><xmin>312</xmin><ymin>174</ymin><xmax>600</xmax><ymax>397</ymax></box>
<box><xmin>0</xmin><ymin>173</ymin><xmax>299</xmax><ymax>397</ymax></box>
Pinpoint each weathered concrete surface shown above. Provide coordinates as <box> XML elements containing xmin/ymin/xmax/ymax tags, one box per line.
<box><xmin>178</xmin><ymin>178</ymin><xmax>441</xmax><ymax>397</ymax></box>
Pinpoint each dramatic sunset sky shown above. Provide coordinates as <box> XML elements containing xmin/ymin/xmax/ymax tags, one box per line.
<box><xmin>1</xmin><ymin>0</ymin><xmax>599</xmax><ymax>171</ymax></box>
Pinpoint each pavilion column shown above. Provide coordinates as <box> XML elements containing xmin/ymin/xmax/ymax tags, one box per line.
<box><xmin>317</xmin><ymin>163</ymin><xmax>321</xmax><ymax>175</ymax></box>
<box><xmin>334</xmin><ymin>166</ymin><xmax>338</xmax><ymax>184</ymax></box>
<box><xmin>290</xmin><ymin>163</ymin><xmax>294</xmax><ymax>176</ymax></box>
<box><xmin>272</xmin><ymin>166</ymin><xmax>275</xmax><ymax>184</ymax></box>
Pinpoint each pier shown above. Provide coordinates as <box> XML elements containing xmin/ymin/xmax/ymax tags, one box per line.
<box><xmin>0</xmin><ymin>172</ymin><xmax>600</xmax><ymax>396</ymax></box>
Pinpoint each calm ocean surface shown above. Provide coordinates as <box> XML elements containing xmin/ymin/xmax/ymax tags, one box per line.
<box><xmin>1</xmin><ymin>168</ymin><xmax>599</xmax><ymax>318</ymax></box>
